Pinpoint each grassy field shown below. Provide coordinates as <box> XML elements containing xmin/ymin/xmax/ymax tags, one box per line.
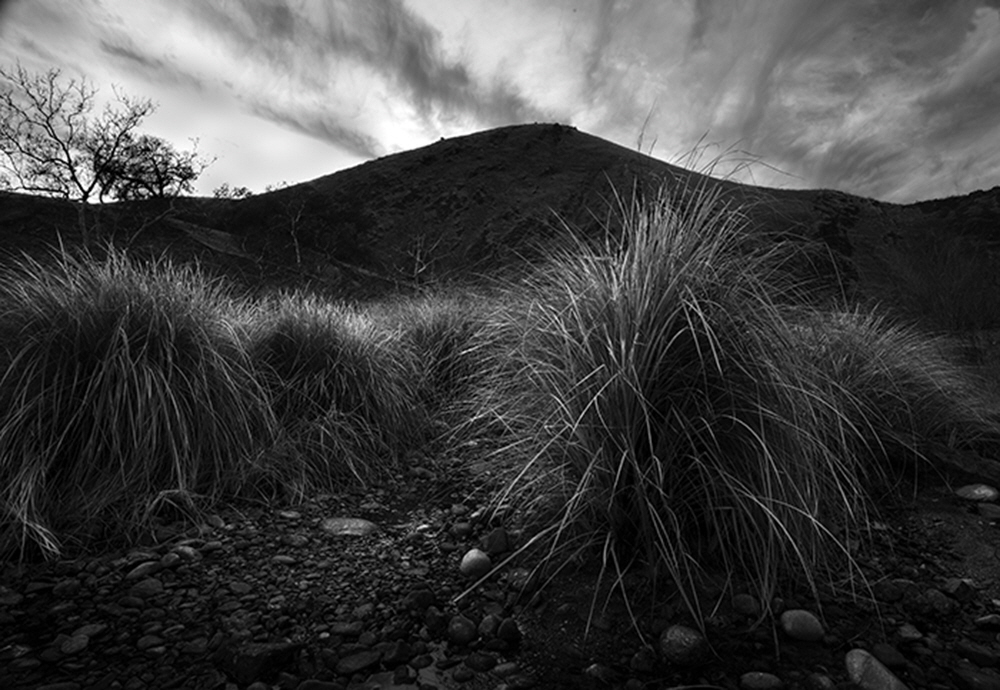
<box><xmin>2</xmin><ymin>187</ymin><xmax>999</xmax><ymax>627</ymax></box>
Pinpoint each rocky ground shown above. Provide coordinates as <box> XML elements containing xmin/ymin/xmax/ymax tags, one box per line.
<box><xmin>3</xmin><ymin>449</ymin><xmax>1000</xmax><ymax>690</ymax></box>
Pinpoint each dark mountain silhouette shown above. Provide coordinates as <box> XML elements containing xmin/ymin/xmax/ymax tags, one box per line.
<box><xmin>2</xmin><ymin>123</ymin><xmax>999</xmax><ymax>329</ymax></box>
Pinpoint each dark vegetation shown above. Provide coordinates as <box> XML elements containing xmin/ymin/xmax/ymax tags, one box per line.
<box><xmin>2</xmin><ymin>123</ymin><xmax>1000</xmax><ymax>628</ymax></box>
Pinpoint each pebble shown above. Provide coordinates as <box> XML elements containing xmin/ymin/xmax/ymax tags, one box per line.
<box><xmin>956</xmin><ymin>484</ymin><xmax>1000</xmax><ymax>501</ymax></box>
<box><xmin>336</xmin><ymin>650</ymin><xmax>381</xmax><ymax>675</ymax></box>
<box><xmin>955</xmin><ymin>639</ymin><xmax>1000</xmax><ymax>667</ymax></box>
<box><xmin>845</xmin><ymin>648</ymin><xmax>910</xmax><ymax>690</ymax></box>
<box><xmin>447</xmin><ymin>614</ymin><xmax>478</xmax><ymax>646</ymax></box>
<box><xmin>741</xmin><ymin>671</ymin><xmax>784</xmax><ymax>689</ymax></box>
<box><xmin>733</xmin><ymin>593</ymin><xmax>761</xmax><ymax>617</ymax></box>
<box><xmin>953</xmin><ymin>664</ymin><xmax>1000</xmax><ymax>690</ymax></box>
<box><xmin>658</xmin><ymin>624</ymin><xmax>709</xmax><ymax>666</ymax></box>
<box><xmin>976</xmin><ymin>615</ymin><xmax>1000</xmax><ymax>631</ymax></box>
<box><xmin>129</xmin><ymin>578</ymin><xmax>163</xmax><ymax>599</ymax></box>
<box><xmin>780</xmin><ymin>609</ymin><xmax>825</xmax><ymax>642</ymax></box>
<box><xmin>481</xmin><ymin>527</ymin><xmax>509</xmax><ymax>555</ymax></box>
<box><xmin>465</xmin><ymin>651</ymin><xmax>497</xmax><ymax>671</ymax></box>
<box><xmin>497</xmin><ymin>617</ymin><xmax>522</xmax><ymax>644</ymax></box>
<box><xmin>459</xmin><ymin>548</ymin><xmax>492</xmax><ymax>579</ymax></box>
<box><xmin>320</xmin><ymin>517</ymin><xmax>378</xmax><ymax>536</ymax></box>
<box><xmin>125</xmin><ymin>561</ymin><xmax>161</xmax><ymax>580</ymax></box>
<box><xmin>871</xmin><ymin>642</ymin><xmax>908</xmax><ymax>670</ymax></box>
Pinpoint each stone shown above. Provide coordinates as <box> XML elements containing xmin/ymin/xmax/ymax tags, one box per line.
<box><xmin>382</xmin><ymin>640</ymin><xmax>412</xmax><ymax>666</ymax></box>
<box><xmin>460</xmin><ymin>548</ymin><xmax>492</xmax><ymax>579</ymax></box>
<box><xmin>447</xmin><ymin>614</ymin><xmax>478</xmax><ymax>646</ymax></box>
<box><xmin>336</xmin><ymin>649</ymin><xmax>381</xmax><ymax>675</ymax></box>
<box><xmin>845</xmin><ymin>648</ymin><xmax>910</xmax><ymax>690</ymax></box>
<box><xmin>943</xmin><ymin>578</ymin><xmax>978</xmax><ymax>603</ymax></box>
<box><xmin>954</xmin><ymin>664</ymin><xmax>1000</xmax><ymax>690</ymax></box>
<box><xmin>740</xmin><ymin>671</ymin><xmax>784</xmax><ymax>689</ymax></box>
<box><xmin>453</xmin><ymin>666</ymin><xmax>475</xmax><ymax>682</ymax></box>
<box><xmin>658</xmin><ymin>624</ymin><xmax>709</xmax><ymax>666</ymax></box>
<box><xmin>871</xmin><ymin>643</ymin><xmax>907</xmax><ymax>670</ymax></box>
<box><xmin>497</xmin><ymin>617</ymin><xmax>522</xmax><ymax>644</ymax></box>
<box><xmin>976</xmin><ymin>615</ymin><xmax>1000</xmax><ymax>631</ymax></box>
<box><xmin>955</xmin><ymin>639</ymin><xmax>1000</xmax><ymax>667</ymax></box>
<box><xmin>402</xmin><ymin>588</ymin><xmax>436</xmax><ymax>612</ymax></box>
<box><xmin>460</xmin><ymin>650</ymin><xmax>493</xmax><ymax>672</ymax></box>
<box><xmin>478</xmin><ymin>613</ymin><xmax>502</xmax><ymax>637</ymax></box>
<box><xmin>979</xmin><ymin>504</ymin><xmax>1000</xmax><ymax>521</ymax></box>
<box><xmin>803</xmin><ymin>673</ymin><xmax>836</xmax><ymax>690</ymax></box>
<box><xmin>583</xmin><ymin>663</ymin><xmax>619</xmax><ymax>684</ymax></box>
<box><xmin>629</xmin><ymin>646</ymin><xmax>657</xmax><ymax>673</ymax></box>
<box><xmin>52</xmin><ymin>578</ymin><xmax>81</xmax><ymax>598</ymax></box>
<box><xmin>923</xmin><ymin>588</ymin><xmax>959</xmax><ymax>616</ymax></box>
<box><xmin>213</xmin><ymin>640</ymin><xmax>304</xmax><ymax>686</ymax></box>
<box><xmin>733</xmin><ymin>593</ymin><xmax>761</xmax><ymax>617</ymax></box>
<box><xmin>780</xmin><ymin>610</ymin><xmax>825</xmax><ymax>642</ymax></box>
<box><xmin>125</xmin><ymin>561</ymin><xmax>161</xmax><ymax>580</ymax></box>
<box><xmin>956</xmin><ymin>484</ymin><xmax>1000</xmax><ymax>501</ymax></box>
<box><xmin>59</xmin><ymin>634</ymin><xmax>89</xmax><ymax>654</ymax></box>
<box><xmin>129</xmin><ymin>578</ymin><xmax>164</xmax><ymax>599</ymax></box>
<box><xmin>897</xmin><ymin>623</ymin><xmax>923</xmax><ymax>641</ymax></box>
<box><xmin>320</xmin><ymin>517</ymin><xmax>378</xmax><ymax>537</ymax></box>
<box><xmin>295</xmin><ymin>681</ymin><xmax>342</xmax><ymax>690</ymax></box>
<box><xmin>271</xmin><ymin>554</ymin><xmax>296</xmax><ymax>565</ymax></box>
<box><xmin>36</xmin><ymin>684</ymin><xmax>82</xmax><ymax>690</ymax></box>
<box><xmin>494</xmin><ymin>661</ymin><xmax>519</xmax><ymax>677</ymax></box>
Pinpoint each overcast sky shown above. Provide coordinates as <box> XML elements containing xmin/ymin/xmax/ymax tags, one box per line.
<box><xmin>1</xmin><ymin>0</ymin><xmax>999</xmax><ymax>203</ymax></box>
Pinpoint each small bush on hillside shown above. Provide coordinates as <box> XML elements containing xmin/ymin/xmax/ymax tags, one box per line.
<box><xmin>0</xmin><ymin>249</ymin><xmax>275</xmax><ymax>559</ymax></box>
<box><xmin>247</xmin><ymin>293</ymin><xmax>426</xmax><ymax>489</ymax></box>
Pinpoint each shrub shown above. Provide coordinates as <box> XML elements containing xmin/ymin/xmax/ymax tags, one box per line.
<box><xmin>0</xmin><ymin>249</ymin><xmax>275</xmax><ymax>559</ymax></box>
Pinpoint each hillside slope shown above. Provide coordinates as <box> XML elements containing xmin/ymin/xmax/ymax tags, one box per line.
<box><xmin>1</xmin><ymin>123</ymin><xmax>998</xmax><ymax>326</ymax></box>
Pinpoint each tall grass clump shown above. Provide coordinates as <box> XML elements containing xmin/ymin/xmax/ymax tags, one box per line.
<box><xmin>0</xmin><ymin>249</ymin><xmax>276</xmax><ymax>560</ymax></box>
<box><xmin>373</xmin><ymin>289</ymin><xmax>512</xmax><ymax>429</ymax></box>
<box><xmin>246</xmin><ymin>292</ymin><xmax>426</xmax><ymax>492</ymax></box>
<box><xmin>479</xmin><ymin>186</ymin><xmax>883</xmax><ymax>625</ymax></box>
<box><xmin>789</xmin><ymin>308</ymin><xmax>1000</xmax><ymax>471</ymax></box>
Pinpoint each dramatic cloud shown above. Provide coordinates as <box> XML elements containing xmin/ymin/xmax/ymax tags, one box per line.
<box><xmin>0</xmin><ymin>0</ymin><xmax>997</xmax><ymax>200</ymax></box>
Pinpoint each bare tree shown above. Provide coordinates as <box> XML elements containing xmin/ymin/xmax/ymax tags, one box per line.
<box><xmin>99</xmin><ymin>134</ymin><xmax>212</xmax><ymax>200</ymax></box>
<box><xmin>0</xmin><ymin>62</ymin><xmax>207</xmax><ymax>244</ymax></box>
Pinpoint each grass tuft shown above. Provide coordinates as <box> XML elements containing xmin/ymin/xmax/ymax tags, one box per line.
<box><xmin>0</xmin><ymin>248</ymin><xmax>276</xmax><ymax>559</ymax></box>
<box><xmin>246</xmin><ymin>292</ymin><xmax>427</xmax><ymax>491</ymax></box>
<box><xmin>467</xmin><ymin>184</ymin><xmax>1000</xmax><ymax>627</ymax></box>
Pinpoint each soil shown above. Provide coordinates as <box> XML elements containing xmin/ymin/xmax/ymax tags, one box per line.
<box><xmin>3</xmin><ymin>447</ymin><xmax>1000</xmax><ymax>690</ymax></box>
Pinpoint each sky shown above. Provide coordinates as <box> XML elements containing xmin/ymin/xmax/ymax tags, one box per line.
<box><xmin>1</xmin><ymin>0</ymin><xmax>999</xmax><ymax>203</ymax></box>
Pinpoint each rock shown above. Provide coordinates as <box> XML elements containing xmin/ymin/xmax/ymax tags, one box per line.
<box><xmin>658</xmin><ymin>624</ymin><xmax>709</xmax><ymax>666</ymax></box>
<box><xmin>956</xmin><ymin>484</ymin><xmax>999</xmax><ymax>501</ymax></box>
<box><xmin>740</xmin><ymin>671</ymin><xmax>784</xmax><ymax>689</ymax></box>
<box><xmin>584</xmin><ymin>663</ymin><xmax>619</xmax><ymax>684</ymax></box>
<box><xmin>733</xmin><ymin>593</ymin><xmax>761</xmax><ymax>617</ymax></box>
<box><xmin>336</xmin><ymin>650</ymin><xmax>381</xmax><ymax>675</ymax></box>
<box><xmin>59</xmin><ymin>634</ymin><xmax>89</xmax><ymax>654</ymax></box>
<box><xmin>459</xmin><ymin>548</ymin><xmax>492</xmax><ymax>579</ymax></box>
<box><xmin>943</xmin><ymin>578</ymin><xmax>978</xmax><ymax>603</ymax></box>
<box><xmin>450</xmin><ymin>522</ymin><xmax>472</xmax><ymax>538</ymax></box>
<box><xmin>955</xmin><ymin>639</ymin><xmax>1000</xmax><ymax>667</ymax></box>
<box><xmin>871</xmin><ymin>643</ymin><xmax>907</xmax><ymax>670</ymax></box>
<box><xmin>295</xmin><ymin>681</ymin><xmax>342</xmax><ymax>690</ymax></box>
<box><xmin>497</xmin><ymin>617</ymin><xmax>522</xmax><ymax>644</ymax></box>
<box><xmin>923</xmin><ymin>588</ymin><xmax>959</xmax><ymax>616</ymax></box>
<box><xmin>271</xmin><ymin>555</ymin><xmax>296</xmax><ymax>565</ymax></box>
<box><xmin>453</xmin><ymin>666</ymin><xmax>475</xmax><ymax>682</ymax></box>
<box><xmin>52</xmin><ymin>578</ymin><xmax>81</xmax><ymax>598</ymax></box>
<box><xmin>213</xmin><ymin>641</ymin><xmax>304</xmax><ymax>686</ymax></box>
<box><xmin>125</xmin><ymin>561</ymin><xmax>161</xmax><ymax>580</ymax></box>
<box><xmin>381</xmin><ymin>640</ymin><xmax>412</xmax><ymax>666</ymax></box>
<box><xmin>129</xmin><ymin>578</ymin><xmax>164</xmax><ymax>599</ymax></box>
<box><xmin>402</xmin><ymin>587</ymin><xmax>436</xmax><ymax>613</ymax></box>
<box><xmin>629</xmin><ymin>646</ymin><xmax>657</xmax><ymax>673</ymax></box>
<box><xmin>954</xmin><ymin>664</ymin><xmax>1000</xmax><ymax>690</ymax></box>
<box><xmin>36</xmin><ymin>684</ymin><xmax>81</xmax><ymax>690</ymax></box>
<box><xmin>465</xmin><ymin>651</ymin><xmax>497</xmax><ymax>671</ymax></box>
<box><xmin>478</xmin><ymin>613</ymin><xmax>502</xmax><ymax>637</ymax></box>
<box><xmin>845</xmin><ymin>648</ymin><xmax>910</xmax><ymax>690</ymax></box>
<box><xmin>976</xmin><ymin>615</ymin><xmax>1000</xmax><ymax>631</ymax></box>
<box><xmin>803</xmin><ymin>673</ymin><xmax>836</xmax><ymax>690</ymax></box>
<box><xmin>979</xmin><ymin>504</ymin><xmax>1000</xmax><ymax>521</ymax></box>
<box><xmin>481</xmin><ymin>527</ymin><xmax>509</xmax><ymax>555</ymax></box>
<box><xmin>448</xmin><ymin>614</ymin><xmax>478</xmax><ymax>646</ymax></box>
<box><xmin>780</xmin><ymin>610</ymin><xmax>825</xmax><ymax>642</ymax></box>
<box><xmin>320</xmin><ymin>517</ymin><xmax>378</xmax><ymax>537</ymax></box>
<box><xmin>494</xmin><ymin>661</ymin><xmax>519</xmax><ymax>677</ymax></box>
<box><xmin>897</xmin><ymin>623</ymin><xmax>923</xmax><ymax>642</ymax></box>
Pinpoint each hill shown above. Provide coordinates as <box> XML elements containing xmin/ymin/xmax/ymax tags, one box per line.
<box><xmin>2</xmin><ymin>123</ymin><xmax>999</xmax><ymax>329</ymax></box>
